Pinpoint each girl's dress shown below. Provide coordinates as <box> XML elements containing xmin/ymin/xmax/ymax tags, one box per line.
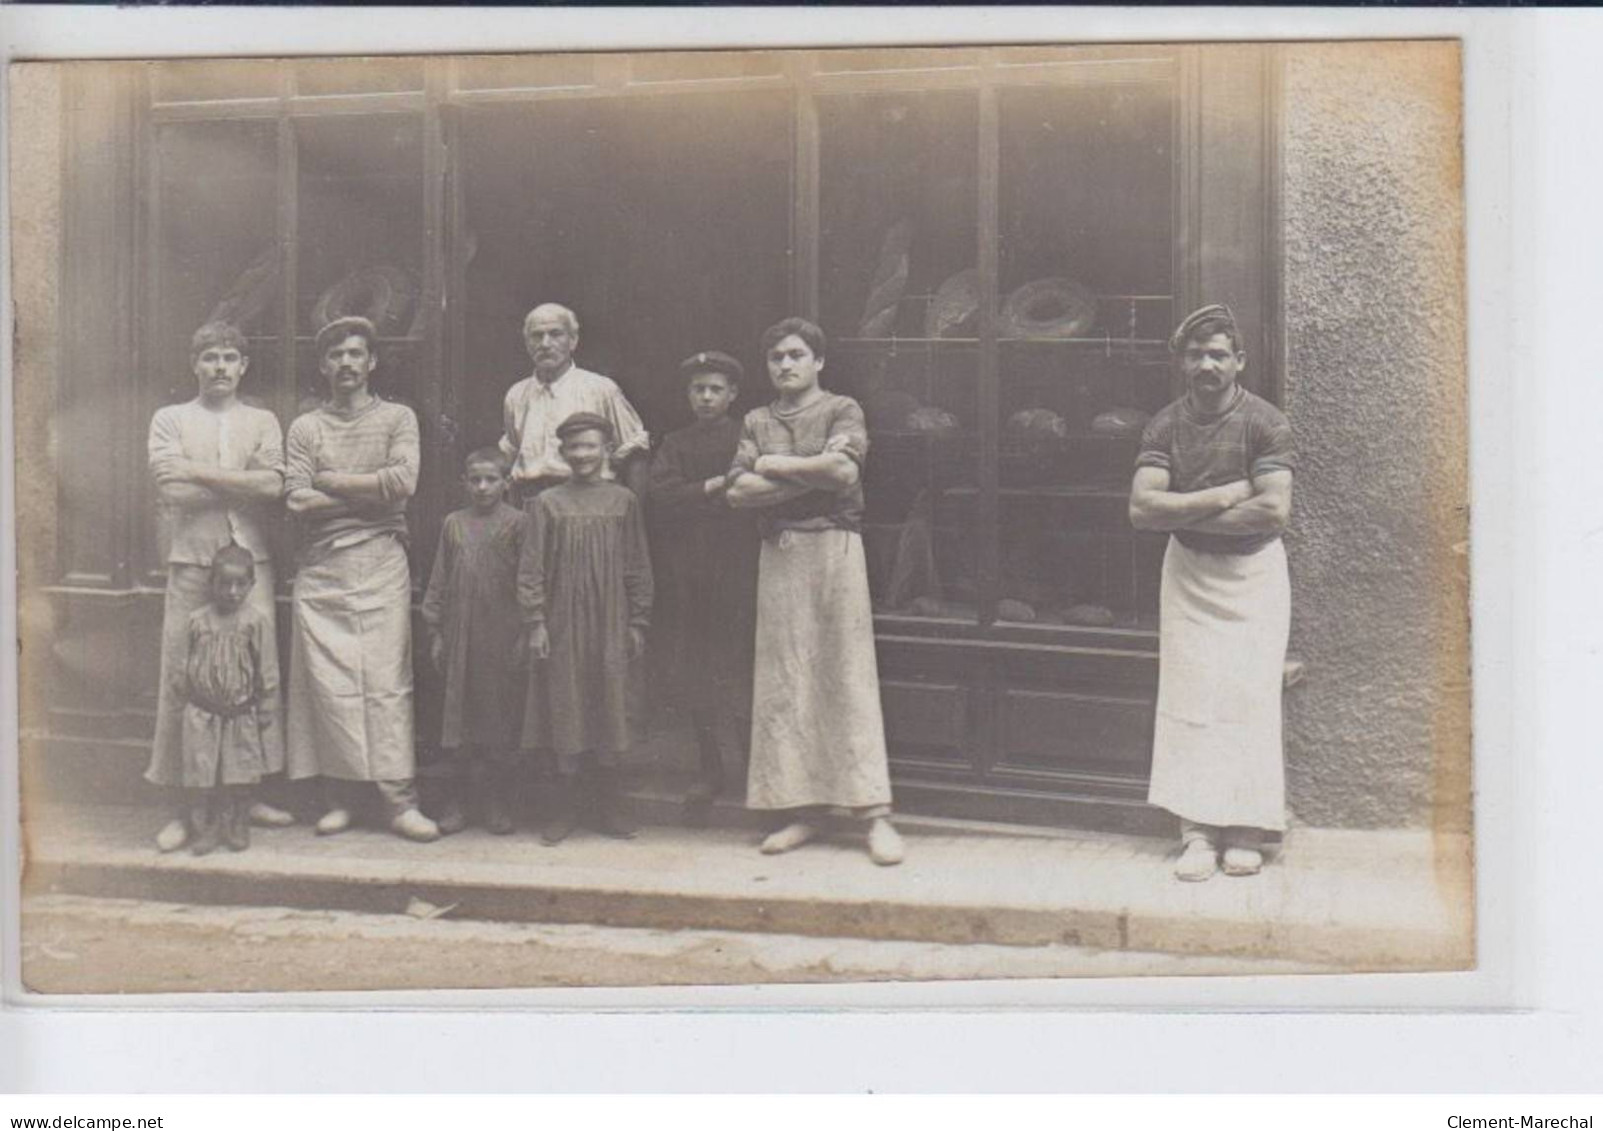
<box><xmin>518</xmin><ymin>479</ymin><xmax>653</xmax><ymax>768</ymax></box>
<box><xmin>178</xmin><ymin>602</ymin><xmax>278</xmax><ymax>788</ymax></box>
<box><xmin>421</xmin><ymin>501</ymin><xmax>528</xmax><ymax>751</ymax></box>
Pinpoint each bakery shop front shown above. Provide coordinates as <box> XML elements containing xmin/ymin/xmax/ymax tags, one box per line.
<box><xmin>37</xmin><ymin>45</ymin><xmax>1285</xmax><ymax>830</ymax></box>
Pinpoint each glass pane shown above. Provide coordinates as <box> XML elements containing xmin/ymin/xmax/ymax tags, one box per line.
<box><xmin>610</xmin><ymin>92</ymin><xmax>792</xmax><ymax>431</ymax></box>
<box><xmin>820</xmin><ymin>90</ymin><xmax>980</xmax><ymax>622</ymax></box>
<box><xmin>458</xmin><ymin>100</ymin><xmax>616</xmax><ymax>452</ymax></box>
<box><xmin>996</xmin><ymin>81</ymin><xmax>1175</xmax><ymax>629</ymax></box>
<box><xmin>295</xmin><ymin>57</ymin><xmax>424</xmax><ymax>96</ymax></box>
<box><xmin>458</xmin><ymin>91</ymin><xmax>793</xmax><ymax>455</ymax></box>
<box><xmin>456</xmin><ymin>53</ymin><xmax>597</xmax><ymax>90</ymax></box>
<box><xmin>152</xmin><ymin>59</ymin><xmax>280</xmax><ymax>102</ymax></box>
<box><xmin>816</xmin><ymin>47</ymin><xmax>982</xmax><ymax>73</ymax></box>
<box><xmin>630</xmin><ymin>51</ymin><xmax>782</xmax><ymax>82</ymax></box>
<box><xmin>994</xmin><ymin>44</ymin><xmax>1180</xmax><ymax>67</ymax></box>
<box><xmin>154</xmin><ymin>120</ymin><xmax>281</xmax><ymax>402</ymax></box>
<box><xmin>295</xmin><ymin>114</ymin><xmax>424</xmax><ymax>340</ymax></box>
<box><xmin>151</xmin><ymin>120</ymin><xmax>287</xmax><ymax>579</ymax></box>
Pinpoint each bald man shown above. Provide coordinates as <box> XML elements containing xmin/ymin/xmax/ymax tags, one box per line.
<box><xmin>499</xmin><ymin>303</ymin><xmax>650</xmax><ymax>506</ymax></box>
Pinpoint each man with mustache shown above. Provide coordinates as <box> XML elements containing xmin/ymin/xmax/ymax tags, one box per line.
<box><xmin>498</xmin><ymin>303</ymin><xmax>650</xmax><ymax>508</ymax></box>
<box><xmin>1129</xmin><ymin>304</ymin><xmax>1296</xmax><ymax>882</ymax></box>
<box><xmin>145</xmin><ymin>321</ymin><xmax>294</xmax><ymax>851</ymax></box>
<box><xmin>283</xmin><ymin>316</ymin><xmax>438</xmax><ymax>843</ymax></box>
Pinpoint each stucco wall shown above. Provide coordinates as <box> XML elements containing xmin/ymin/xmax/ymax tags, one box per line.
<box><xmin>9</xmin><ymin>65</ymin><xmax>62</xmax><ymax>733</ymax></box>
<box><xmin>1280</xmin><ymin>42</ymin><xmax>1470</xmax><ymax>829</ymax></box>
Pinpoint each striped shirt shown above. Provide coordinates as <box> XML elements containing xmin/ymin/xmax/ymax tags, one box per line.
<box><xmin>1136</xmin><ymin>386</ymin><xmax>1295</xmax><ymax>555</ymax></box>
<box><xmin>285</xmin><ymin>396</ymin><xmax>418</xmax><ymax>554</ymax></box>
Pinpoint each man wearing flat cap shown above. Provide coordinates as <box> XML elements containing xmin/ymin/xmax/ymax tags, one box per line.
<box><xmin>283</xmin><ymin>316</ymin><xmax>439</xmax><ymax>843</ymax></box>
<box><xmin>1128</xmin><ymin>304</ymin><xmax>1295</xmax><ymax>882</ymax></box>
<box><xmin>647</xmin><ymin>351</ymin><xmax>760</xmax><ymax>807</ymax></box>
<box><xmin>499</xmin><ymin>302</ymin><xmax>650</xmax><ymax>507</ymax></box>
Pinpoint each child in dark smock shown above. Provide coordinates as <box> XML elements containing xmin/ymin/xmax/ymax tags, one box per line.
<box><xmin>647</xmin><ymin>351</ymin><xmax>759</xmax><ymax>809</ymax></box>
<box><xmin>520</xmin><ymin>412</ymin><xmax>654</xmax><ymax>845</ymax></box>
<box><xmin>421</xmin><ymin>447</ymin><xmax>528</xmax><ymax>835</ymax></box>
<box><xmin>174</xmin><ymin>543</ymin><xmax>279</xmax><ymax>855</ymax></box>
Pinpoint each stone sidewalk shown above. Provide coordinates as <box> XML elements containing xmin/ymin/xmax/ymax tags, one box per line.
<box><xmin>20</xmin><ymin>802</ymin><xmax>1473</xmax><ymax>971</ymax></box>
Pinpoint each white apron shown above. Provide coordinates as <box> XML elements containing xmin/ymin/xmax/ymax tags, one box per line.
<box><xmin>1148</xmin><ymin>536</ymin><xmax>1290</xmax><ymax>831</ymax></box>
<box><xmin>746</xmin><ymin>528</ymin><xmax>893</xmax><ymax>812</ymax></box>
<box><xmin>285</xmin><ymin>534</ymin><xmax>416</xmax><ymax>783</ymax></box>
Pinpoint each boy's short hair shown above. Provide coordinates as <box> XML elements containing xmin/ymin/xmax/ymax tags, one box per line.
<box><xmin>678</xmin><ymin>350</ymin><xmax>744</xmax><ymax>387</ymax></box>
<box><xmin>555</xmin><ymin>411</ymin><xmax>614</xmax><ymax>444</ymax></box>
<box><xmin>463</xmin><ymin>446</ymin><xmax>511</xmax><ymax>476</ymax></box>
<box><xmin>210</xmin><ymin>542</ymin><xmax>256</xmax><ymax>578</ymax></box>
<box><xmin>190</xmin><ymin>321</ymin><xmax>249</xmax><ymax>362</ymax></box>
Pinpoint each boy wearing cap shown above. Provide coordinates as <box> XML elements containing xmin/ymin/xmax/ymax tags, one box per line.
<box><xmin>519</xmin><ymin>411</ymin><xmax>654</xmax><ymax>844</ymax></box>
<box><xmin>1128</xmin><ymin>304</ymin><xmax>1295</xmax><ymax>881</ymax></box>
<box><xmin>647</xmin><ymin>352</ymin><xmax>760</xmax><ymax>810</ymax></box>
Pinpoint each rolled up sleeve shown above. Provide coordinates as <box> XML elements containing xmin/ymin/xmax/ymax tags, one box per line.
<box><xmin>375</xmin><ymin>407</ymin><xmax>420</xmax><ymax>502</ymax></box>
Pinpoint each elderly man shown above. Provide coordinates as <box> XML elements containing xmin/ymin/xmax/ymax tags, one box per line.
<box><xmin>145</xmin><ymin>321</ymin><xmax>293</xmax><ymax>851</ymax></box>
<box><xmin>1128</xmin><ymin>304</ymin><xmax>1295</xmax><ymax>881</ymax></box>
<box><xmin>283</xmin><ymin>316</ymin><xmax>438</xmax><ymax>843</ymax></box>
<box><xmin>499</xmin><ymin>303</ymin><xmax>650</xmax><ymax>506</ymax></box>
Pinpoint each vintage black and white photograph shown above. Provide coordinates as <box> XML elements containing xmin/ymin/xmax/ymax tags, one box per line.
<box><xmin>8</xmin><ymin>38</ymin><xmax>1470</xmax><ymax>994</ymax></box>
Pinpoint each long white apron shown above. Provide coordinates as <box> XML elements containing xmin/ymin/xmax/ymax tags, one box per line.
<box><xmin>285</xmin><ymin>534</ymin><xmax>415</xmax><ymax>783</ymax></box>
<box><xmin>746</xmin><ymin>528</ymin><xmax>893</xmax><ymax>812</ymax></box>
<box><xmin>1148</xmin><ymin>536</ymin><xmax>1290</xmax><ymax>831</ymax></box>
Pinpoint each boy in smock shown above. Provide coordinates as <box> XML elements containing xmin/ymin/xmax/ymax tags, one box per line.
<box><xmin>519</xmin><ymin>412</ymin><xmax>654</xmax><ymax>845</ymax></box>
<box><xmin>421</xmin><ymin>447</ymin><xmax>528</xmax><ymax>835</ymax></box>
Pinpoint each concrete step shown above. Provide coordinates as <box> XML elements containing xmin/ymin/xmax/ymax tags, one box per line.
<box><xmin>21</xmin><ymin>803</ymin><xmax>1472</xmax><ymax>970</ymax></box>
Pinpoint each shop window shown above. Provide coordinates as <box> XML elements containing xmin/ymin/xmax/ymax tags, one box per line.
<box><xmin>629</xmin><ymin>51</ymin><xmax>783</xmax><ymax>83</ymax></box>
<box><xmin>295</xmin><ymin>57</ymin><xmax>425</xmax><ymax>96</ymax></box>
<box><xmin>457</xmin><ymin>94</ymin><xmax>792</xmax><ymax>450</ymax></box>
<box><xmin>154</xmin><ymin>120</ymin><xmax>281</xmax><ymax>403</ymax></box>
<box><xmin>995</xmin><ymin>81</ymin><xmax>1175</xmax><ymax>629</ymax></box>
<box><xmin>457</xmin><ymin>100</ymin><xmax>620</xmax><ymax>450</ymax></box>
<box><xmin>815</xmin><ymin>47</ymin><xmax>983</xmax><ymax>74</ymax></box>
<box><xmin>819</xmin><ymin>90</ymin><xmax>982</xmax><ymax>623</ymax></box>
<box><xmin>152</xmin><ymin>59</ymin><xmax>280</xmax><ymax>103</ymax></box>
<box><xmin>149</xmin><ymin>119</ymin><xmax>284</xmax><ymax>579</ymax></box>
<box><xmin>456</xmin><ymin>54</ymin><xmax>598</xmax><ymax>91</ymax></box>
<box><xmin>293</xmin><ymin>114</ymin><xmax>425</xmax><ymax>411</ymax></box>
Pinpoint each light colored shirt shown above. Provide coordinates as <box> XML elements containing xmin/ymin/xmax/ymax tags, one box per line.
<box><xmin>148</xmin><ymin>399</ymin><xmax>284</xmax><ymax>566</ymax></box>
<box><xmin>284</xmin><ymin>396</ymin><xmax>419</xmax><ymax>554</ymax></box>
<box><xmin>499</xmin><ymin>363</ymin><xmax>649</xmax><ymax>484</ymax></box>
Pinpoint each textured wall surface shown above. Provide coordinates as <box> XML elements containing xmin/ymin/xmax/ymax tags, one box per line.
<box><xmin>1280</xmin><ymin>43</ymin><xmax>1470</xmax><ymax>829</ymax></box>
<box><xmin>9</xmin><ymin>65</ymin><xmax>63</xmax><ymax>730</ymax></box>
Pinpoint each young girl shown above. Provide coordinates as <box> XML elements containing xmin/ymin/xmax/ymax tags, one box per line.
<box><xmin>519</xmin><ymin>412</ymin><xmax>653</xmax><ymax>845</ymax></box>
<box><xmin>174</xmin><ymin>542</ymin><xmax>279</xmax><ymax>855</ymax></box>
<box><xmin>421</xmin><ymin>447</ymin><xmax>528</xmax><ymax>835</ymax></box>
